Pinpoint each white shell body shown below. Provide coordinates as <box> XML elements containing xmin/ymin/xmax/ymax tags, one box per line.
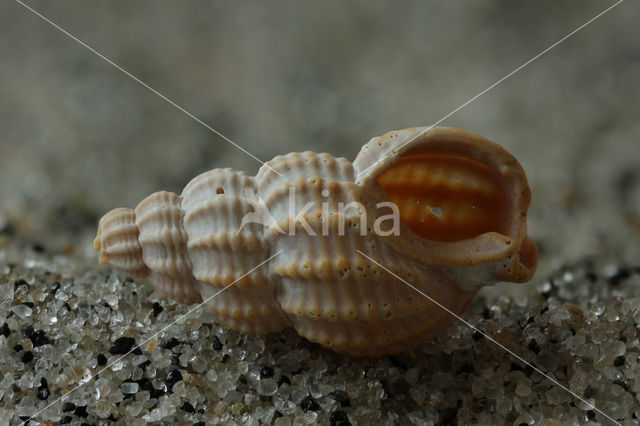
<box><xmin>94</xmin><ymin>126</ymin><xmax>537</xmax><ymax>356</ymax></box>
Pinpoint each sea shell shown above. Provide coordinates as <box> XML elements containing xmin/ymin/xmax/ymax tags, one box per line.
<box><xmin>94</xmin><ymin>126</ymin><xmax>537</xmax><ymax>357</ymax></box>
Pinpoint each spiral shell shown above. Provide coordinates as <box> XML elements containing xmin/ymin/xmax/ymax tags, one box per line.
<box><xmin>94</xmin><ymin>126</ymin><xmax>537</xmax><ymax>356</ymax></box>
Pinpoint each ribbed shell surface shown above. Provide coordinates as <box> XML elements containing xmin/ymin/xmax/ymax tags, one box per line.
<box><xmin>180</xmin><ymin>168</ymin><xmax>289</xmax><ymax>334</ymax></box>
<box><xmin>135</xmin><ymin>191</ymin><xmax>201</xmax><ymax>305</ymax></box>
<box><xmin>94</xmin><ymin>208</ymin><xmax>149</xmax><ymax>278</ymax></box>
<box><xmin>94</xmin><ymin>126</ymin><xmax>537</xmax><ymax>357</ymax></box>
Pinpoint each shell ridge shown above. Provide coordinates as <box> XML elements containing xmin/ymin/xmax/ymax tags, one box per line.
<box><xmin>95</xmin><ymin>126</ymin><xmax>537</xmax><ymax>356</ymax></box>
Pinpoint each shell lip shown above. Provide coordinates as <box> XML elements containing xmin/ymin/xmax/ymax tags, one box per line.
<box><xmin>495</xmin><ymin>235</ymin><xmax>538</xmax><ymax>283</ymax></box>
<box><xmin>397</xmin><ymin>230</ymin><xmax>519</xmax><ymax>266</ymax></box>
<box><xmin>356</xmin><ymin>126</ymin><xmax>537</xmax><ymax>284</ymax></box>
<box><xmin>354</xmin><ymin>126</ymin><xmax>531</xmax><ymax>199</ymax></box>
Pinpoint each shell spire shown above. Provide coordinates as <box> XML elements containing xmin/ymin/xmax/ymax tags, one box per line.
<box><xmin>94</xmin><ymin>126</ymin><xmax>537</xmax><ymax>357</ymax></box>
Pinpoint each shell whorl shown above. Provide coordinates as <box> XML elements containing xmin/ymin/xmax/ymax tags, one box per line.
<box><xmin>181</xmin><ymin>168</ymin><xmax>289</xmax><ymax>334</ymax></box>
<box><xmin>94</xmin><ymin>126</ymin><xmax>537</xmax><ymax>356</ymax></box>
<box><xmin>94</xmin><ymin>208</ymin><xmax>149</xmax><ymax>278</ymax></box>
<box><xmin>135</xmin><ymin>191</ymin><xmax>202</xmax><ymax>305</ymax></box>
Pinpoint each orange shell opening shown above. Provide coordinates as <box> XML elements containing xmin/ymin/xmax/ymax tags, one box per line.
<box><xmin>377</xmin><ymin>151</ymin><xmax>512</xmax><ymax>243</ymax></box>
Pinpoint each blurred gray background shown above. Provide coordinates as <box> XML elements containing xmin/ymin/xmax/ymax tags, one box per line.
<box><xmin>1</xmin><ymin>1</ymin><xmax>639</xmax><ymax>279</ymax></box>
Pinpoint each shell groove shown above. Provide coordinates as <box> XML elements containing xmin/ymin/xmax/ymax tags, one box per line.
<box><xmin>94</xmin><ymin>126</ymin><xmax>537</xmax><ymax>356</ymax></box>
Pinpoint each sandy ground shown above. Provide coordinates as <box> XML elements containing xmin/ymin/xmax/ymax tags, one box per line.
<box><xmin>0</xmin><ymin>1</ymin><xmax>639</xmax><ymax>424</ymax></box>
